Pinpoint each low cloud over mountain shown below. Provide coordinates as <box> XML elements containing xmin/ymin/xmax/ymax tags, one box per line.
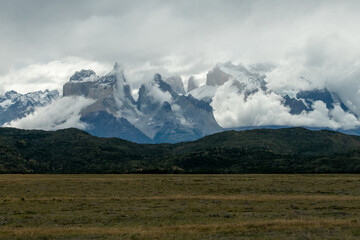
<box><xmin>2</xmin><ymin>61</ymin><xmax>360</xmax><ymax>143</ymax></box>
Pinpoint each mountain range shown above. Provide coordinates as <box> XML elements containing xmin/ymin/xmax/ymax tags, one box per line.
<box><xmin>1</xmin><ymin>62</ymin><xmax>358</xmax><ymax>143</ymax></box>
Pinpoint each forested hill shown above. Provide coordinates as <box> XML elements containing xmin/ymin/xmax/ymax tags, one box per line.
<box><xmin>1</xmin><ymin>127</ymin><xmax>360</xmax><ymax>173</ymax></box>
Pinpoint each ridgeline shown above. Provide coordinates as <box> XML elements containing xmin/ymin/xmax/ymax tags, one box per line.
<box><xmin>1</xmin><ymin>127</ymin><xmax>360</xmax><ymax>173</ymax></box>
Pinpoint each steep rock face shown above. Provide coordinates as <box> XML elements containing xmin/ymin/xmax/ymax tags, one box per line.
<box><xmin>284</xmin><ymin>88</ymin><xmax>348</xmax><ymax>115</ymax></box>
<box><xmin>164</xmin><ymin>76</ymin><xmax>185</xmax><ymax>95</ymax></box>
<box><xmin>63</xmin><ymin>81</ymin><xmax>94</xmax><ymax>97</ymax></box>
<box><xmin>63</xmin><ymin>64</ymin><xmax>142</xmax><ymax>141</ymax></box>
<box><xmin>0</xmin><ymin>90</ymin><xmax>59</xmax><ymax>125</ymax></box>
<box><xmin>135</xmin><ymin>74</ymin><xmax>222</xmax><ymax>142</ymax></box>
<box><xmin>62</xmin><ymin>64</ymin><xmax>221</xmax><ymax>143</ymax></box>
<box><xmin>64</xmin><ymin>64</ymin><xmax>136</xmax><ymax>115</ymax></box>
<box><xmin>187</xmin><ymin>76</ymin><xmax>199</xmax><ymax>92</ymax></box>
<box><xmin>63</xmin><ymin>69</ymin><xmax>98</xmax><ymax>97</ymax></box>
<box><xmin>4</xmin><ymin>61</ymin><xmax>357</xmax><ymax>143</ymax></box>
<box><xmin>206</xmin><ymin>65</ymin><xmax>231</xmax><ymax>86</ymax></box>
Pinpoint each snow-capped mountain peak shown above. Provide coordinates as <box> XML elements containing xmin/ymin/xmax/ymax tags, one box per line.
<box><xmin>4</xmin><ymin>61</ymin><xmax>359</xmax><ymax>144</ymax></box>
<box><xmin>214</xmin><ymin>62</ymin><xmax>267</xmax><ymax>92</ymax></box>
<box><xmin>0</xmin><ymin>89</ymin><xmax>59</xmax><ymax>125</ymax></box>
<box><xmin>189</xmin><ymin>62</ymin><xmax>268</xmax><ymax>102</ymax></box>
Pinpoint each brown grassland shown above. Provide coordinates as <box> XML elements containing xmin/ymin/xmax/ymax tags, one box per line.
<box><xmin>0</xmin><ymin>174</ymin><xmax>359</xmax><ymax>239</ymax></box>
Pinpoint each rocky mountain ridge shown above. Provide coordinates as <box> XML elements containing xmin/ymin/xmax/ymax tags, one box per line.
<box><xmin>0</xmin><ymin>90</ymin><xmax>59</xmax><ymax>125</ymax></box>
<box><xmin>1</xmin><ymin>61</ymin><xmax>358</xmax><ymax>143</ymax></box>
<box><xmin>62</xmin><ymin>63</ymin><xmax>222</xmax><ymax>143</ymax></box>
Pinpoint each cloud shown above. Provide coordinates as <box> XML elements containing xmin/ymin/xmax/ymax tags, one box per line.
<box><xmin>0</xmin><ymin>57</ymin><xmax>110</xmax><ymax>95</ymax></box>
<box><xmin>1</xmin><ymin>1</ymin><xmax>360</xmax><ymax>131</ymax></box>
<box><xmin>211</xmin><ymin>80</ymin><xmax>360</xmax><ymax>130</ymax></box>
<box><xmin>146</xmin><ymin>81</ymin><xmax>173</xmax><ymax>104</ymax></box>
<box><xmin>5</xmin><ymin>96</ymin><xmax>95</xmax><ymax>130</ymax></box>
<box><xmin>2</xmin><ymin>1</ymin><xmax>360</xmax><ymax>92</ymax></box>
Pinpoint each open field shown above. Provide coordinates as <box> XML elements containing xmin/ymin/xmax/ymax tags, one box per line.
<box><xmin>0</xmin><ymin>174</ymin><xmax>359</xmax><ymax>239</ymax></box>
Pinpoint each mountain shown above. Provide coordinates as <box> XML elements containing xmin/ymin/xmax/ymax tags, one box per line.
<box><xmin>284</xmin><ymin>88</ymin><xmax>349</xmax><ymax>115</ymax></box>
<box><xmin>79</xmin><ymin>111</ymin><xmax>152</xmax><ymax>143</ymax></box>
<box><xmin>134</xmin><ymin>73</ymin><xmax>221</xmax><ymax>143</ymax></box>
<box><xmin>1</xmin><ymin>127</ymin><xmax>360</xmax><ymax>173</ymax></box>
<box><xmin>187</xmin><ymin>76</ymin><xmax>199</xmax><ymax>92</ymax></box>
<box><xmin>187</xmin><ymin>62</ymin><xmax>356</xmax><ymax>134</ymax></box>
<box><xmin>62</xmin><ymin>63</ymin><xmax>222</xmax><ymax>143</ymax></box>
<box><xmin>163</xmin><ymin>76</ymin><xmax>186</xmax><ymax>95</ymax></box>
<box><xmin>1</xmin><ymin>61</ymin><xmax>359</xmax><ymax>143</ymax></box>
<box><xmin>0</xmin><ymin>90</ymin><xmax>59</xmax><ymax>125</ymax></box>
<box><xmin>188</xmin><ymin>62</ymin><xmax>267</xmax><ymax>102</ymax></box>
<box><xmin>188</xmin><ymin>62</ymin><xmax>348</xmax><ymax>114</ymax></box>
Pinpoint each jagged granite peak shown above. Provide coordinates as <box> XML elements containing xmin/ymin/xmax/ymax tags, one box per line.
<box><xmin>193</xmin><ymin>62</ymin><xmax>268</xmax><ymax>103</ymax></box>
<box><xmin>187</xmin><ymin>76</ymin><xmax>199</xmax><ymax>92</ymax></box>
<box><xmin>154</xmin><ymin>73</ymin><xmax>178</xmax><ymax>98</ymax></box>
<box><xmin>133</xmin><ymin>72</ymin><xmax>222</xmax><ymax>142</ymax></box>
<box><xmin>0</xmin><ymin>89</ymin><xmax>59</xmax><ymax>125</ymax></box>
<box><xmin>164</xmin><ymin>76</ymin><xmax>185</xmax><ymax>95</ymax></box>
<box><xmin>136</xmin><ymin>74</ymin><xmax>172</xmax><ymax>114</ymax></box>
<box><xmin>64</xmin><ymin>62</ymin><xmax>126</xmax><ymax>98</ymax></box>
<box><xmin>70</xmin><ymin>69</ymin><xmax>97</xmax><ymax>82</ymax></box>
<box><xmin>100</xmin><ymin>62</ymin><xmax>127</xmax><ymax>85</ymax></box>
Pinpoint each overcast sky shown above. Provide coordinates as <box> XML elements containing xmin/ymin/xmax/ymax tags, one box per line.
<box><xmin>1</xmin><ymin>0</ymin><xmax>360</xmax><ymax>94</ymax></box>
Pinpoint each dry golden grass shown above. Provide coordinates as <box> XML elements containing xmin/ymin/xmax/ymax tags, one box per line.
<box><xmin>0</xmin><ymin>174</ymin><xmax>360</xmax><ymax>239</ymax></box>
<box><xmin>2</xmin><ymin>194</ymin><xmax>360</xmax><ymax>202</ymax></box>
<box><xmin>1</xmin><ymin>218</ymin><xmax>358</xmax><ymax>236</ymax></box>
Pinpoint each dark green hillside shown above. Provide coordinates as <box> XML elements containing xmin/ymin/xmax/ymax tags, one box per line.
<box><xmin>1</xmin><ymin>127</ymin><xmax>360</xmax><ymax>173</ymax></box>
<box><xmin>0</xmin><ymin>128</ymin><xmax>170</xmax><ymax>173</ymax></box>
<box><xmin>174</xmin><ymin>128</ymin><xmax>360</xmax><ymax>155</ymax></box>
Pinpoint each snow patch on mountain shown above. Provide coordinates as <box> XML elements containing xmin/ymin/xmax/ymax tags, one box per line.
<box><xmin>0</xmin><ymin>89</ymin><xmax>59</xmax><ymax>125</ymax></box>
<box><xmin>187</xmin><ymin>85</ymin><xmax>217</xmax><ymax>102</ymax></box>
<box><xmin>3</xmin><ymin>60</ymin><xmax>360</xmax><ymax>142</ymax></box>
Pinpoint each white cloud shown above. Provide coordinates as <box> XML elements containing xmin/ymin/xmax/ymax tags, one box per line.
<box><xmin>5</xmin><ymin>96</ymin><xmax>95</xmax><ymax>130</ymax></box>
<box><xmin>1</xmin><ymin>1</ymin><xmax>360</xmax><ymax>132</ymax></box>
<box><xmin>0</xmin><ymin>57</ymin><xmax>111</xmax><ymax>95</ymax></box>
<box><xmin>146</xmin><ymin>82</ymin><xmax>172</xmax><ymax>104</ymax></box>
<box><xmin>2</xmin><ymin>1</ymin><xmax>360</xmax><ymax>92</ymax></box>
<box><xmin>330</xmin><ymin>104</ymin><xmax>360</xmax><ymax>130</ymax></box>
<box><xmin>211</xmin><ymin>80</ymin><xmax>360</xmax><ymax>130</ymax></box>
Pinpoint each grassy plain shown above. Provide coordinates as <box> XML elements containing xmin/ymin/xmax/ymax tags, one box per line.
<box><xmin>0</xmin><ymin>174</ymin><xmax>359</xmax><ymax>239</ymax></box>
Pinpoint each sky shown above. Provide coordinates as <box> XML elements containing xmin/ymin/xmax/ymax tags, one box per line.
<box><xmin>2</xmin><ymin>0</ymin><xmax>360</xmax><ymax>131</ymax></box>
<box><xmin>1</xmin><ymin>0</ymin><xmax>360</xmax><ymax>94</ymax></box>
